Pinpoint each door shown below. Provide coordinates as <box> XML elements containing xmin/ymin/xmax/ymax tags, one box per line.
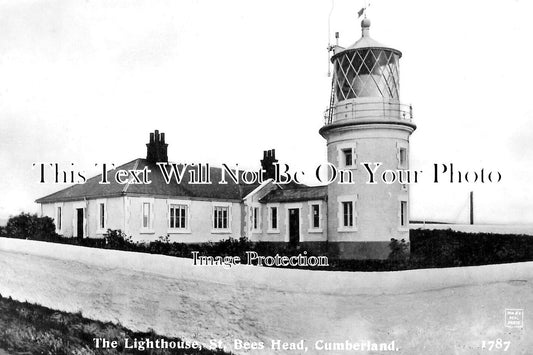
<box><xmin>76</xmin><ymin>208</ymin><xmax>84</xmax><ymax>238</ymax></box>
<box><xmin>288</xmin><ymin>208</ymin><xmax>299</xmax><ymax>246</ymax></box>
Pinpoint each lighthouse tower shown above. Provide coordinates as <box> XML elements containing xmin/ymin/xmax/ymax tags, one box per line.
<box><xmin>319</xmin><ymin>17</ymin><xmax>416</xmax><ymax>259</ymax></box>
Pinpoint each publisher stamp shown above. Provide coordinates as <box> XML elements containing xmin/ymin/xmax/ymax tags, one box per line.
<box><xmin>504</xmin><ymin>309</ymin><xmax>524</xmax><ymax>328</ymax></box>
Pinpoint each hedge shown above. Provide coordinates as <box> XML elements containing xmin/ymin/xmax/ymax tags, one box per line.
<box><xmin>410</xmin><ymin>228</ymin><xmax>533</xmax><ymax>267</ymax></box>
<box><xmin>2</xmin><ymin>213</ymin><xmax>533</xmax><ymax>271</ymax></box>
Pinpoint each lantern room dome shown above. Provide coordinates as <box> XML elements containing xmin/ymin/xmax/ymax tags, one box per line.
<box><xmin>332</xmin><ymin>18</ymin><xmax>402</xmax><ymax>61</ymax></box>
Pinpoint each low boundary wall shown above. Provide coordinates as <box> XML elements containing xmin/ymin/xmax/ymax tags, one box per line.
<box><xmin>1</xmin><ymin>237</ymin><xmax>532</xmax><ymax>295</ymax></box>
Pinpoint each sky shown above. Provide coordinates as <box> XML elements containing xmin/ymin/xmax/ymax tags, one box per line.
<box><xmin>0</xmin><ymin>0</ymin><xmax>532</xmax><ymax>224</ymax></box>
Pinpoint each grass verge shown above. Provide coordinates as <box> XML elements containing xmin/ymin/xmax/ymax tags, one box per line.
<box><xmin>0</xmin><ymin>294</ymin><xmax>230</xmax><ymax>354</ymax></box>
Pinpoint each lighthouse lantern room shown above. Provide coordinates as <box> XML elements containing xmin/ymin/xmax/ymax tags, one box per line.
<box><xmin>325</xmin><ymin>17</ymin><xmax>413</xmax><ymax>124</ymax></box>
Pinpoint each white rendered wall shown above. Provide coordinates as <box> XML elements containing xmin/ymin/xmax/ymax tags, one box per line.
<box><xmin>41</xmin><ymin>197</ymin><xmax>125</xmax><ymax>238</ymax></box>
<box><xmin>125</xmin><ymin>196</ymin><xmax>242</xmax><ymax>243</ymax></box>
<box><xmin>244</xmin><ymin>182</ymin><xmax>327</xmax><ymax>243</ymax></box>
<box><xmin>42</xmin><ymin>196</ymin><xmax>242</xmax><ymax>242</ymax></box>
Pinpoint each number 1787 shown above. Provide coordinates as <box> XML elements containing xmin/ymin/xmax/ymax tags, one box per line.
<box><xmin>481</xmin><ymin>339</ymin><xmax>511</xmax><ymax>351</ymax></box>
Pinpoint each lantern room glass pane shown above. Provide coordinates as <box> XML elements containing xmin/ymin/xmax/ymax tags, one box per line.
<box><xmin>334</xmin><ymin>49</ymin><xmax>400</xmax><ymax>101</ymax></box>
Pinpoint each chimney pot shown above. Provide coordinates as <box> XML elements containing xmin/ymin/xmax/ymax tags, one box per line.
<box><xmin>146</xmin><ymin>130</ymin><xmax>168</xmax><ymax>163</ymax></box>
<box><xmin>260</xmin><ymin>148</ymin><xmax>278</xmax><ymax>180</ymax></box>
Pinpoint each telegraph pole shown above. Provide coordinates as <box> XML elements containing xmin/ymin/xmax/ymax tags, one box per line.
<box><xmin>469</xmin><ymin>191</ymin><xmax>474</xmax><ymax>225</ymax></box>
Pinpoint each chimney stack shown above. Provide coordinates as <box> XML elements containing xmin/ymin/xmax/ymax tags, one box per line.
<box><xmin>146</xmin><ymin>130</ymin><xmax>168</xmax><ymax>163</ymax></box>
<box><xmin>260</xmin><ymin>149</ymin><xmax>278</xmax><ymax>180</ymax></box>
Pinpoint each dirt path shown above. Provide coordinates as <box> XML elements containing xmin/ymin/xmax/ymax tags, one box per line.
<box><xmin>0</xmin><ymin>250</ymin><xmax>532</xmax><ymax>354</ymax></box>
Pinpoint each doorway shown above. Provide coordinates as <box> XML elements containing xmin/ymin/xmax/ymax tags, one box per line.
<box><xmin>288</xmin><ymin>208</ymin><xmax>299</xmax><ymax>246</ymax></box>
<box><xmin>76</xmin><ymin>208</ymin><xmax>84</xmax><ymax>238</ymax></box>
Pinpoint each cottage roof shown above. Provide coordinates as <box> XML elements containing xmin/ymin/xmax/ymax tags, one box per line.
<box><xmin>35</xmin><ymin>158</ymin><xmax>260</xmax><ymax>204</ymax></box>
<box><xmin>259</xmin><ymin>185</ymin><xmax>328</xmax><ymax>203</ymax></box>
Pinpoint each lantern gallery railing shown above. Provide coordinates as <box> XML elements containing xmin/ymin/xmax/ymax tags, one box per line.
<box><xmin>323</xmin><ymin>100</ymin><xmax>413</xmax><ymax>125</ymax></box>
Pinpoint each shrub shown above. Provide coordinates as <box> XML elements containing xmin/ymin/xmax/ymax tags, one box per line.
<box><xmin>104</xmin><ymin>229</ymin><xmax>134</xmax><ymax>250</ymax></box>
<box><xmin>203</xmin><ymin>236</ymin><xmax>254</xmax><ymax>260</ymax></box>
<box><xmin>3</xmin><ymin>213</ymin><xmax>58</xmax><ymax>241</ymax></box>
<box><xmin>388</xmin><ymin>238</ymin><xmax>410</xmax><ymax>261</ymax></box>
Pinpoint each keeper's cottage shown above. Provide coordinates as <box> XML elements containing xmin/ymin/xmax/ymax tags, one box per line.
<box><xmin>36</xmin><ymin>18</ymin><xmax>416</xmax><ymax>259</ymax></box>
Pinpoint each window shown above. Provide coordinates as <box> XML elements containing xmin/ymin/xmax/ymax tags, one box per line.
<box><xmin>270</xmin><ymin>206</ymin><xmax>278</xmax><ymax>230</ymax></box>
<box><xmin>167</xmin><ymin>200</ymin><xmax>191</xmax><ymax>233</ymax></box>
<box><xmin>140</xmin><ymin>199</ymin><xmax>154</xmax><ymax>233</ymax></box>
<box><xmin>169</xmin><ymin>204</ymin><xmax>188</xmax><ymax>229</ymax></box>
<box><xmin>342</xmin><ymin>148</ymin><xmax>353</xmax><ymax>167</ymax></box>
<box><xmin>142</xmin><ymin>202</ymin><xmax>151</xmax><ymax>228</ymax></box>
<box><xmin>56</xmin><ymin>206</ymin><xmax>62</xmax><ymax>231</ymax></box>
<box><xmin>342</xmin><ymin>201</ymin><xmax>353</xmax><ymax>227</ymax></box>
<box><xmin>337</xmin><ymin>195</ymin><xmax>357</xmax><ymax>232</ymax></box>
<box><xmin>213</xmin><ymin>206</ymin><xmax>229</xmax><ymax>229</ymax></box>
<box><xmin>338</xmin><ymin>144</ymin><xmax>356</xmax><ymax>169</ymax></box>
<box><xmin>308</xmin><ymin>201</ymin><xmax>323</xmax><ymax>233</ymax></box>
<box><xmin>399</xmin><ymin>147</ymin><xmax>407</xmax><ymax>168</ymax></box>
<box><xmin>400</xmin><ymin>201</ymin><xmax>408</xmax><ymax>227</ymax></box>
<box><xmin>397</xmin><ymin>143</ymin><xmax>408</xmax><ymax>169</ymax></box>
<box><xmin>311</xmin><ymin>204</ymin><xmax>320</xmax><ymax>228</ymax></box>
<box><xmin>99</xmin><ymin>203</ymin><xmax>105</xmax><ymax>229</ymax></box>
<box><xmin>252</xmin><ymin>207</ymin><xmax>260</xmax><ymax>230</ymax></box>
<box><xmin>95</xmin><ymin>199</ymin><xmax>107</xmax><ymax>233</ymax></box>
<box><xmin>267</xmin><ymin>204</ymin><xmax>280</xmax><ymax>233</ymax></box>
<box><xmin>212</xmin><ymin>203</ymin><xmax>232</xmax><ymax>233</ymax></box>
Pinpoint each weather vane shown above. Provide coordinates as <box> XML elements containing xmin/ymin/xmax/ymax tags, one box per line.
<box><xmin>358</xmin><ymin>0</ymin><xmax>370</xmax><ymax>19</ymax></box>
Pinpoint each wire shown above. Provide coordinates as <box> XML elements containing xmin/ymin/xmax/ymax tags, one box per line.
<box><xmin>328</xmin><ymin>0</ymin><xmax>335</xmax><ymax>46</ymax></box>
<box><xmin>327</xmin><ymin>0</ymin><xmax>335</xmax><ymax>77</ymax></box>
